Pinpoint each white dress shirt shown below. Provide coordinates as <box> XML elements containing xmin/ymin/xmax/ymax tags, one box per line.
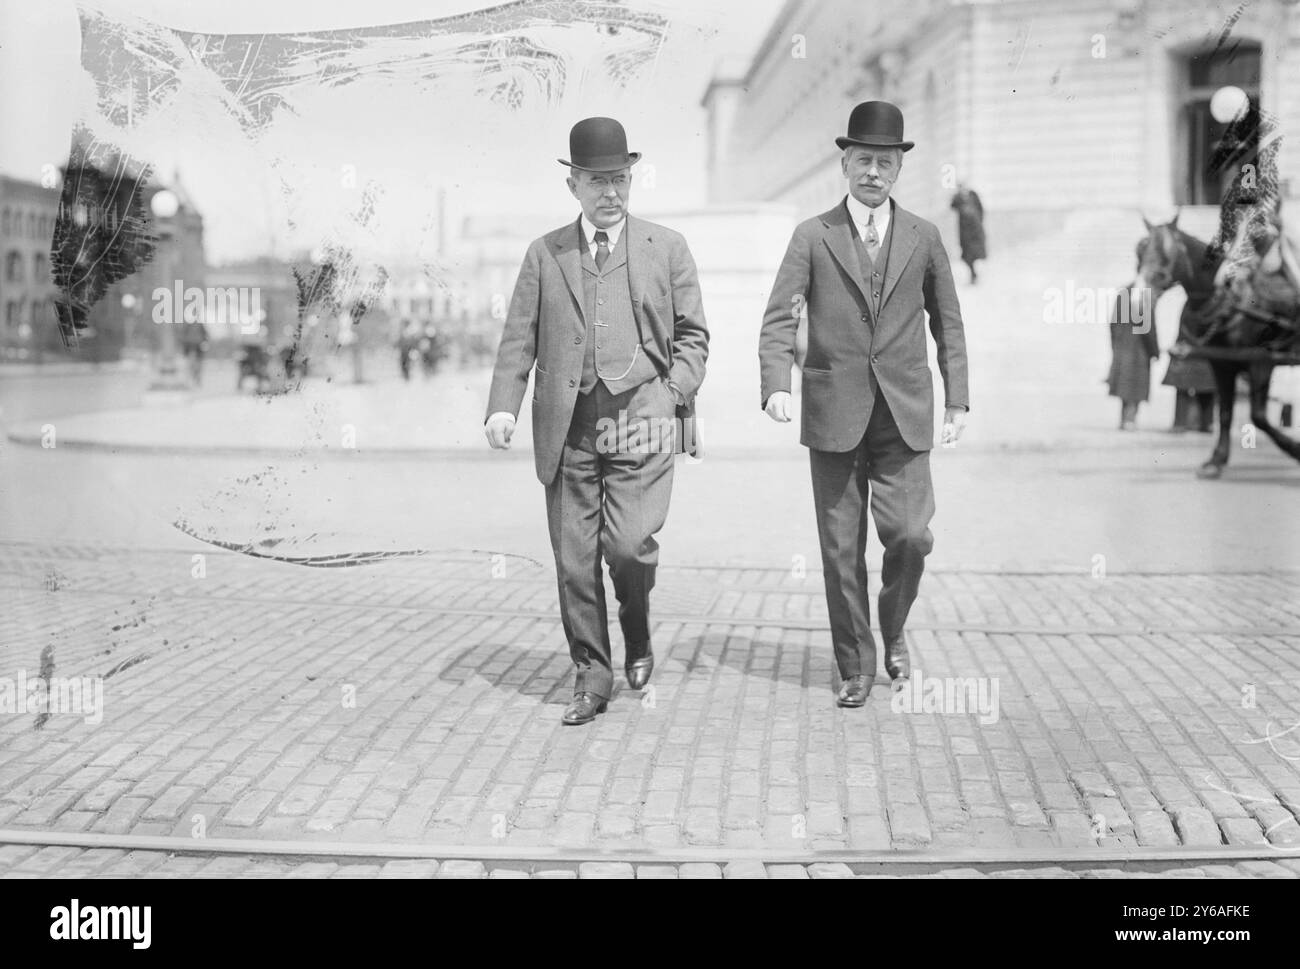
<box><xmin>580</xmin><ymin>214</ymin><xmax>626</xmax><ymax>259</ymax></box>
<box><xmin>846</xmin><ymin>194</ymin><xmax>891</xmax><ymax>244</ymax></box>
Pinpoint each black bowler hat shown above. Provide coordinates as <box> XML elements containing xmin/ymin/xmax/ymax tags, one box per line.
<box><xmin>835</xmin><ymin>100</ymin><xmax>914</xmax><ymax>152</ymax></box>
<box><xmin>557</xmin><ymin>117</ymin><xmax>642</xmax><ymax>172</ymax></box>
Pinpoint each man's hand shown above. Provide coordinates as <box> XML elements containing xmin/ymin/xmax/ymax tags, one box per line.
<box><xmin>941</xmin><ymin>406</ymin><xmax>967</xmax><ymax>447</ymax></box>
<box><xmin>764</xmin><ymin>391</ymin><xmax>792</xmax><ymax>423</ymax></box>
<box><xmin>485</xmin><ymin>413</ymin><xmax>516</xmax><ymax>449</ymax></box>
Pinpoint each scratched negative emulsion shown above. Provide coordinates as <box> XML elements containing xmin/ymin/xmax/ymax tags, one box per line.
<box><xmin>58</xmin><ymin>1</ymin><xmax>668</xmax><ymax>566</ymax></box>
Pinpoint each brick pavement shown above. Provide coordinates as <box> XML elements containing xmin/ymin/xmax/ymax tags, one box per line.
<box><xmin>3</xmin><ymin>843</ymin><xmax>1298</xmax><ymax>878</ymax></box>
<box><xmin>2</xmin><ymin>540</ymin><xmax>1299</xmax><ymax>874</ymax></box>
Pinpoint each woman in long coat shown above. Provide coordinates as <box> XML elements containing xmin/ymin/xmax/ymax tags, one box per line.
<box><xmin>951</xmin><ymin>184</ymin><xmax>986</xmax><ymax>283</ymax></box>
<box><xmin>1108</xmin><ymin>283</ymin><xmax>1161</xmax><ymax>429</ymax></box>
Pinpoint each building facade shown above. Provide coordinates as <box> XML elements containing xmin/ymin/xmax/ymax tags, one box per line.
<box><xmin>0</xmin><ymin>175</ymin><xmax>61</xmax><ymax>361</ymax></box>
<box><xmin>703</xmin><ymin>0</ymin><xmax>1300</xmax><ymax>243</ymax></box>
<box><xmin>1</xmin><ymin>167</ymin><xmax>206</xmax><ymax>363</ymax></box>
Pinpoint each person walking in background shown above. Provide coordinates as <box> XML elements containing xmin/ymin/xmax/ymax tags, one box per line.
<box><xmin>397</xmin><ymin>317</ymin><xmax>419</xmax><ymax>381</ymax></box>
<box><xmin>484</xmin><ymin>117</ymin><xmax>709</xmax><ymax>726</ymax></box>
<box><xmin>760</xmin><ymin>100</ymin><xmax>969</xmax><ymax>709</ymax></box>
<box><xmin>419</xmin><ymin>321</ymin><xmax>445</xmax><ymax>378</ymax></box>
<box><xmin>180</xmin><ymin>320</ymin><xmax>209</xmax><ymax>386</ymax></box>
<box><xmin>1107</xmin><ymin>244</ymin><xmax>1161</xmax><ymax>430</ymax></box>
<box><xmin>950</xmin><ymin>183</ymin><xmax>986</xmax><ymax>284</ymax></box>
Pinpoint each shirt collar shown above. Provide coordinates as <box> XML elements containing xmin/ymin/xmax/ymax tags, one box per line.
<box><xmin>580</xmin><ymin>214</ymin><xmax>626</xmax><ymax>250</ymax></box>
<box><xmin>846</xmin><ymin>194</ymin><xmax>891</xmax><ymax>234</ymax></box>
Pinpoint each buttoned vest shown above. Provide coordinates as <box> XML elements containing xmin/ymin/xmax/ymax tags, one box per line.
<box><xmin>578</xmin><ymin>228</ymin><xmax>658</xmax><ymax>394</ymax></box>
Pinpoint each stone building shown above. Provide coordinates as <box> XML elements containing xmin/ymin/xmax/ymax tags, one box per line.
<box><xmin>703</xmin><ymin>0</ymin><xmax>1300</xmax><ymax>243</ymax></box>
<box><xmin>0</xmin><ymin>175</ymin><xmax>61</xmax><ymax>361</ymax></box>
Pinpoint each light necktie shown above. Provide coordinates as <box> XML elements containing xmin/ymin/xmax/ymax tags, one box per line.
<box><xmin>864</xmin><ymin>213</ymin><xmax>880</xmax><ymax>262</ymax></box>
<box><xmin>594</xmin><ymin>230</ymin><xmax>610</xmax><ymax>271</ymax></box>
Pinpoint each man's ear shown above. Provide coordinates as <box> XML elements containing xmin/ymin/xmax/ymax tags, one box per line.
<box><xmin>840</xmin><ymin>152</ymin><xmax>850</xmax><ymax>177</ymax></box>
<box><xmin>566</xmin><ymin>176</ymin><xmax>578</xmax><ymax>199</ymax></box>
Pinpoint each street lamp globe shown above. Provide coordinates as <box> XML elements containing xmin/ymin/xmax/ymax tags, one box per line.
<box><xmin>150</xmin><ymin>189</ymin><xmax>179</xmax><ymax>218</ymax></box>
<box><xmin>1210</xmin><ymin>85</ymin><xmax>1250</xmax><ymax>124</ymax></box>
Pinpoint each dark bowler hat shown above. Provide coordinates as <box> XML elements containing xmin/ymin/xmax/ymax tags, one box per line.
<box><xmin>557</xmin><ymin>117</ymin><xmax>642</xmax><ymax>172</ymax></box>
<box><xmin>835</xmin><ymin>100</ymin><xmax>914</xmax><ymax>152</ymax></box>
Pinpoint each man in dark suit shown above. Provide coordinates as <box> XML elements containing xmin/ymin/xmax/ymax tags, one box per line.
<box><xmin>759</xmin><ymin>101</ymin><xmax>969</xmax><ymax>707</ymax></box>
<box><xmin>485</xmin><ymin>117</ymin><xmax>709</xmax><ymax>725</ymax></box>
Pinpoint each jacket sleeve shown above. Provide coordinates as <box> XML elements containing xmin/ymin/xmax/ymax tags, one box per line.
<box><xmin>667</xmin><ymin>235</ymin><xmax>709</xmax><ymax>400</ymax></box>
<box><xmin>485</xmin><ymin>240</ymin><xmax>542</xmax><ymax>420</ymax></box>
<box><xmin>922</xmin><ymin>227</ymin><xmax>970</xmax><ymax>412</ymax></box>
<box><xmin>759</xmin><ymin>224</ymin><xmax>811</xmax><ymax>407</ymax></box>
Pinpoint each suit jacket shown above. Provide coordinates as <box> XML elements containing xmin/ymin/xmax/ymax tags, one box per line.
<box><xmin>759</xmin><ymin>197</ymin><xmax>969</xmax><ymax>452</ymax></box>
<box><xmin>487</xmin><ymin>214</ymin><xmax>709</xmax><ymax>483</ymax></box>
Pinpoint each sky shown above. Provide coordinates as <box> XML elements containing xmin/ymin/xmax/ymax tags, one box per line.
<box><xmin>0</xmin><ymin>0</ymin><xmax>783</xmax><ymax>263</ymax></box>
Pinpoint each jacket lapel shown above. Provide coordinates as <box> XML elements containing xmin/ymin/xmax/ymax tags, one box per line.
<box><xmin>548</xmin><ymin>218</ymin><xmax>586</xmax><ymax>328</ymax></box>
<box><xmin>820</xmin><ymin>200</ymin><xmax>871</xmax><ymax>311</ymax></box>
<box><xmin>880</xmin><ymin>203</ymin><xmax>919</xmax><ymax>311</ymax></box>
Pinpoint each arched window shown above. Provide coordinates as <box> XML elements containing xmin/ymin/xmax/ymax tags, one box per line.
<box><xmin>1</xmin><ymin>208</ymin><xmax>9</xmax><ymax>235</ymax></box>
<box><xmin>5</xmin><ymin>251</ymin><xmax>23</xmax><ymax>283</ymax></box>
<box><xmin>34</xmin><ymin>253</ymin><xmax>47</xmax><ymax>283</ymax></box>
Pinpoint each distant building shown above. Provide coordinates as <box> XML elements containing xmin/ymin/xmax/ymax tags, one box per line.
<box><xmin>0</xmin><ymin>163</ymin><xmax>206</xmax><ymax>363</ymax></box>
<box><xmin>0</xmin><ymin>175</ymin><xmax>61</xmax><ymax>361</ymax></box>
<box><xmin>703</xmin><ymin>0</ymin><xmax>1300</xmax><ymax>243</ymax></box>
<box><xmin>204</xmin><ymin>255</ymin><xmax>298</xmax><ymax>348</ymax></box>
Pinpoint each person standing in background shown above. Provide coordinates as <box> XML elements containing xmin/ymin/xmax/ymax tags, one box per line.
<box><xmin>1108</xmin><ymin>242</ymin><xmax>1161</xmax><ymax>430</ymax></box>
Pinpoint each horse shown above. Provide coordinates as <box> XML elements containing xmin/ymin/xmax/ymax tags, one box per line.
<box><xmin>1136</xmin><ymin>213</ymin><xmax>1222</xmax><ymax>428</ymax></box>
<box><xmin>1138</xmin><ymin>212</ymin><xmax>1300</xmax><ymax>477</ymax></box>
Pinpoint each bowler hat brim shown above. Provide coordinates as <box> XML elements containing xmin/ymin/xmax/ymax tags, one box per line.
<box><xmin>557</xmin><ymin>152</ymin><xmax>642</xmax><ymax>172</ymax></box>
<box><xmin>836</xmin><ymin>136</ymin><xmax>914</xmax><ymax>152</ymax></box>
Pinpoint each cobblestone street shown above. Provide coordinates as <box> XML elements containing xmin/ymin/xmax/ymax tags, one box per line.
<box><xmin>3</xmin><ymin>540</ymin><xmax>1298</xmax><ymax>876</ymax></box>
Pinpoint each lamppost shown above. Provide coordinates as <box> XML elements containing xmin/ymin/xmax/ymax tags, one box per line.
<box><xmin>120</xmin><ymin>291</ymin><xmax>138</xmax><ymax>355</ymax></box>
<box><xmin>147</xmin><ymin>188</ymin><xmax>188</xmax><ymax>392</ymax></box>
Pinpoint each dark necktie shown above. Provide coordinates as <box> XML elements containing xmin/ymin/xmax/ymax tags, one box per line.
<box><xmin>594</xmin><ymin>230</ymin><xmax>610</xmax><ymax>271</ymax></box>
<box><xmin>864</xmin><ymin>213</ymin><xmax>880</xmax><ymax>262</ymax></box>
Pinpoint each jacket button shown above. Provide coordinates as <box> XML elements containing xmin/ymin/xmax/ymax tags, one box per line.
<box><xmin>574</xmin><ymin>336</ymin><xmax>582</xmax><ymax>344</ymax></box>
<box><xmin>873</xmin><ymin>291</ymin><xmax>880</xmax><ymax>298</ymax></box>
<box><xmin>861</xmin><ymin>313</ymin><xmax>868</xmax><ymax>322</ymax></box>
<box><xmin>568</xmin><ymin>379</ymin><xmax>576</xmax><ymax>387</ymax></box>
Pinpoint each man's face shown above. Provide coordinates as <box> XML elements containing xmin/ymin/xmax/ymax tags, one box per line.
<box><xmin>843</xmin><ymin>146</ymin><xmax>901</xmax><ymax>207</ymax></box>
<box><xmin>567</xmin><ymin>168</ymin><xmax>631</xmax><ymax>227</ymax></box>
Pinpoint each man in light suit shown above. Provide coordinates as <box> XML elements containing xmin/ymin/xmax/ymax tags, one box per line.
<box><xmin>485</xmin><ymin>117</ymin><xmax>709</xmax><ymax>725</ymax></box>
<box><xmin>759</xmin><ymin>101</ymin><xmax>969</xmax><ymax>707</ymax></box>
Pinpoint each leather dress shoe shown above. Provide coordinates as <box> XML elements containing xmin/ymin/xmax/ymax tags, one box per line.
<box><xmin>625</xmin><ymin>645</ymin><xmax>654</xmax><ymax>690</ymax></box>
<box><xmin>836</xmin><ymin>674</ymin><xmax>871</xmax><ymax>707</ymax></box>
<box><xmin>885</xmin><ymin>639</ymin><xmax>911</xmax><ymax>682</ymax></box>
<box><xmin>562</xmin><ymin>692</ymin><xmax>607</xmax><ymax>726</ymax></box>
